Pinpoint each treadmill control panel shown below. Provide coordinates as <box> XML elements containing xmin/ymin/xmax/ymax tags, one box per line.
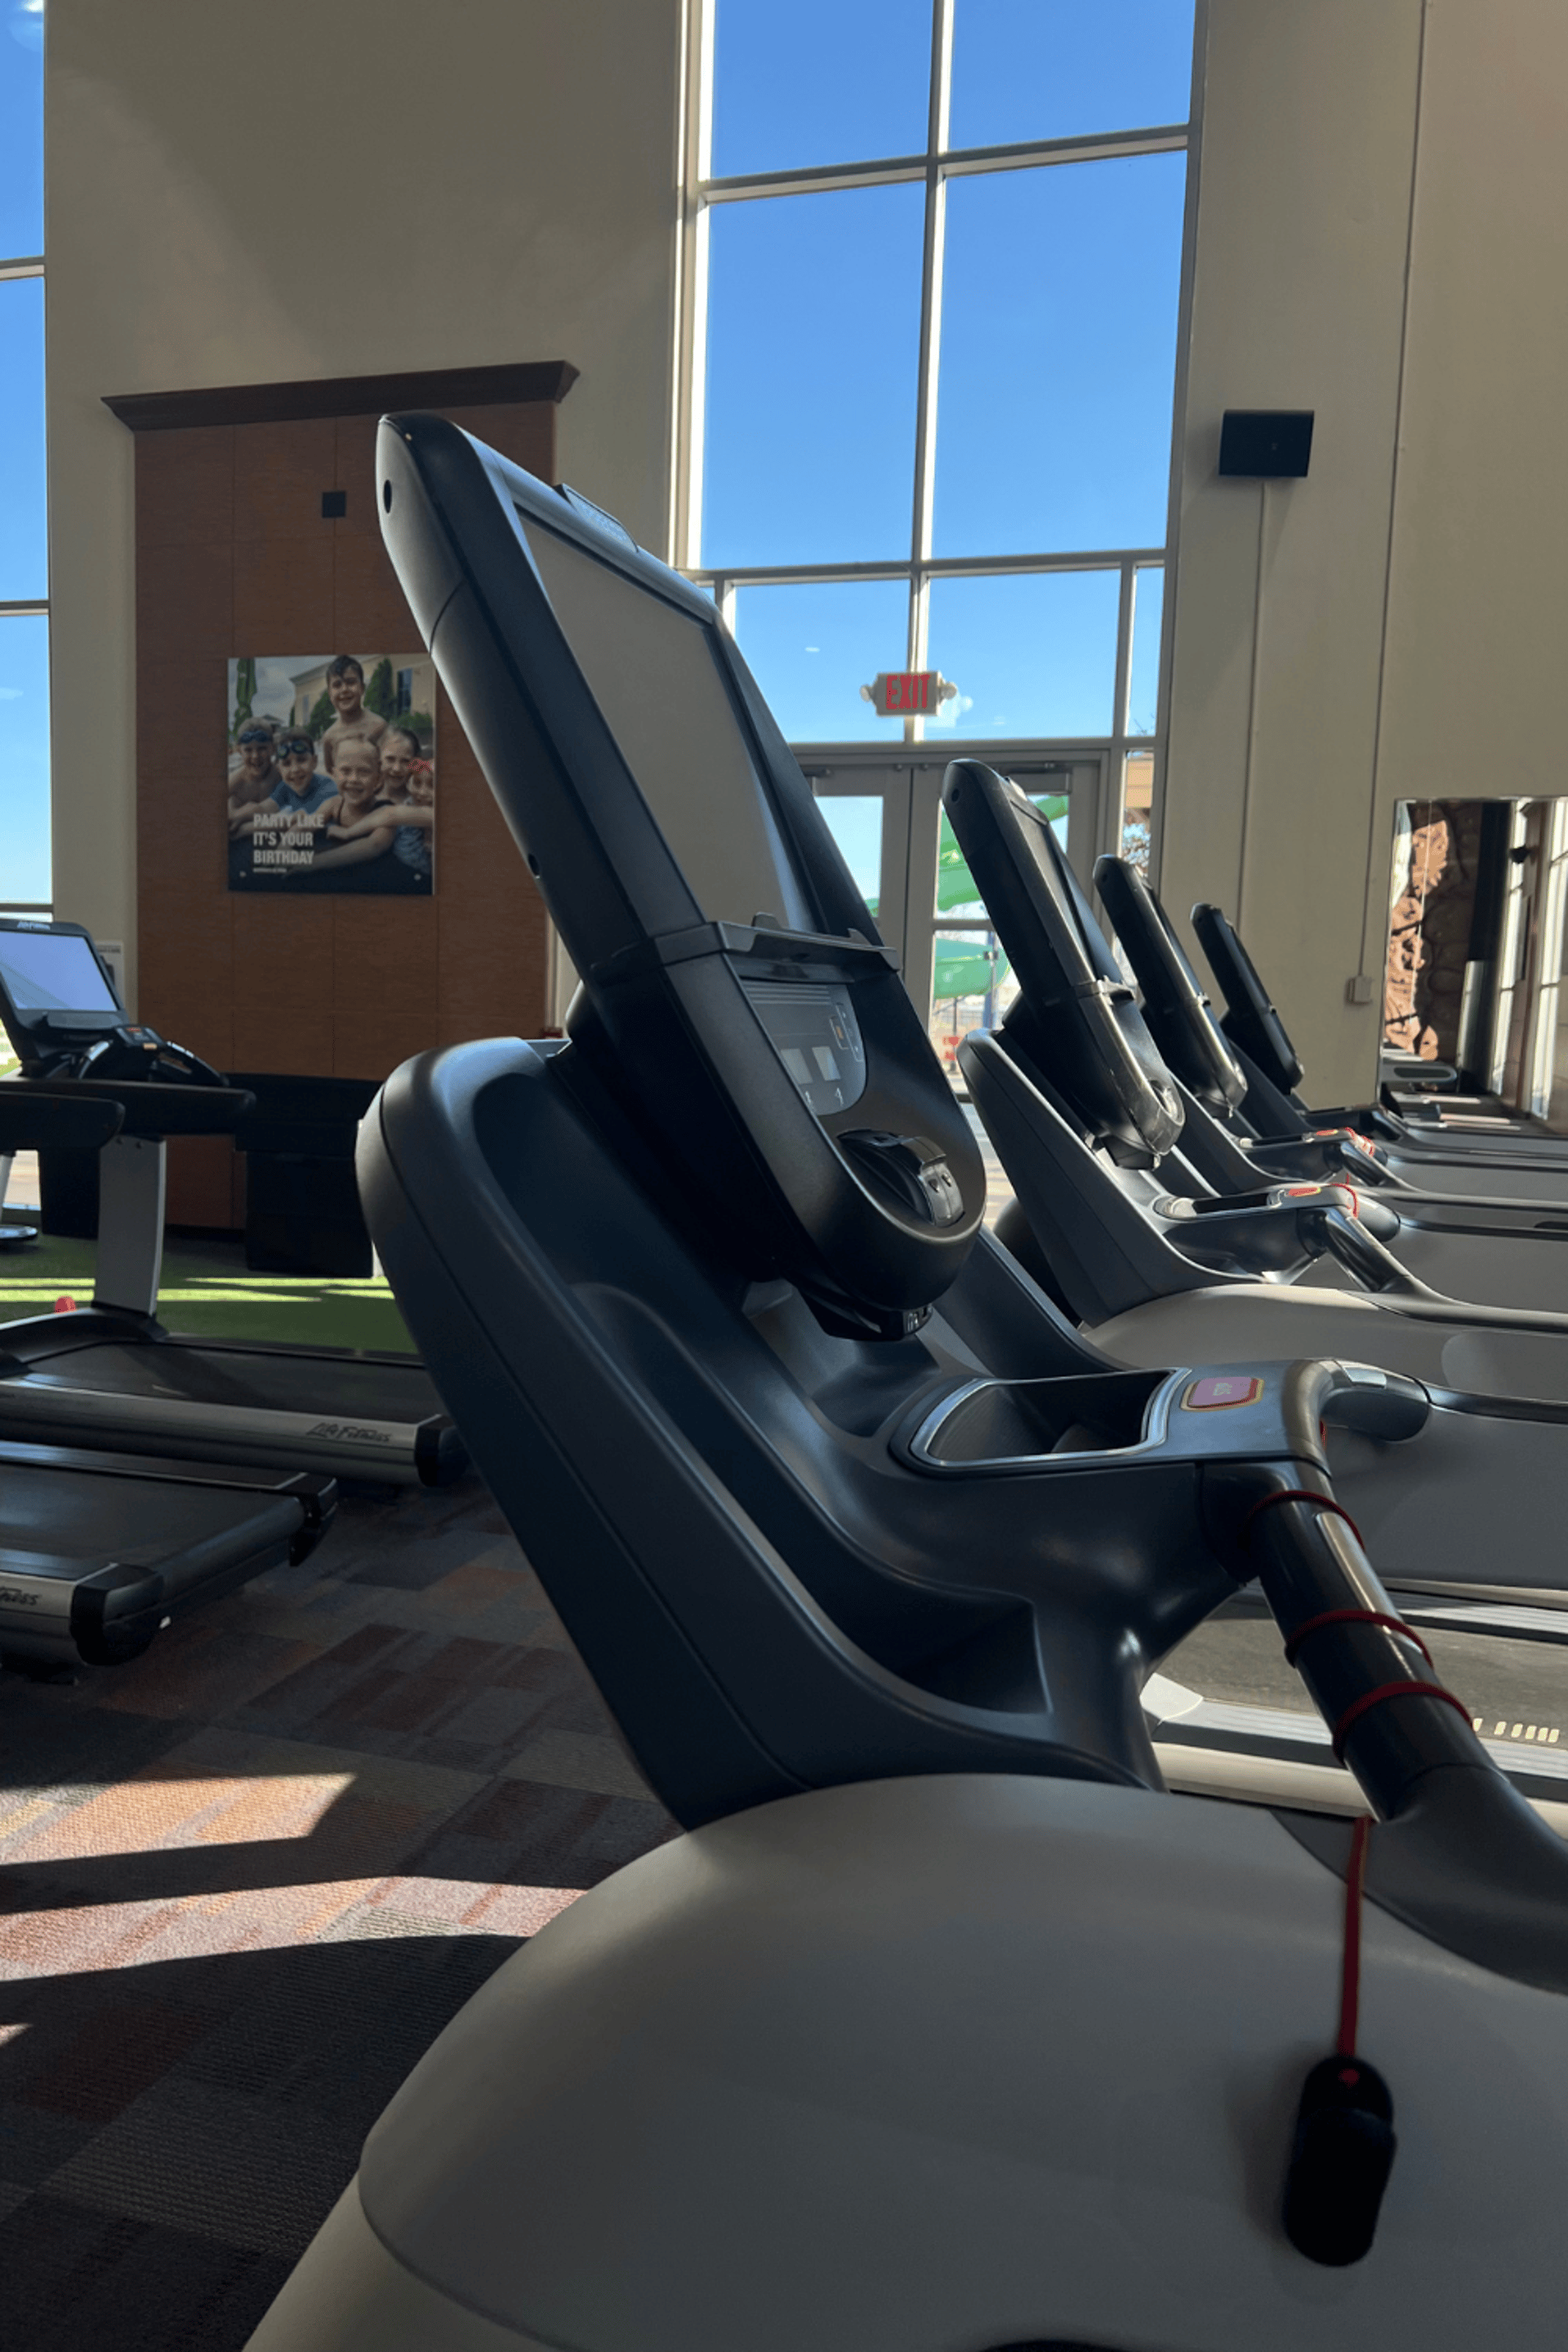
<box><xmin>741</xmin><ymin>979</ymin><xmax>867</xmax><ymax>1116</ymax></box>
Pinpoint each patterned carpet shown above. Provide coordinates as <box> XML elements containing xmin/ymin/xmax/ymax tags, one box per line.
<box><xmin>0</xmin><ymin>1470</ymin><xmax>676</xmax><ymax>2349</ymax></box>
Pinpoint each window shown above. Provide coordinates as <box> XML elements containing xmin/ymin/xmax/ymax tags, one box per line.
<box><xmin>675</xmin><ymin>0</ymin><xmax>1195</xmax><ymax>844</ymax></box>
<box><xmin>0</xmin><ymin>0</ymin><xmax>46</xmax><ymax>911</ymax></box>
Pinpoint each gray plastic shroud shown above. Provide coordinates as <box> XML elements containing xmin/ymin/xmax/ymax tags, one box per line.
<box><xmin>359</xmin><ymin>1036</ymin><xmax>1407</xmax><ymax>1830</ymax></box>
<box><xmin>1172</xmin><ymin>1067</ymin><xmax>1568</xmax><ymax>1311</ymax></box>
<box><xmin>363</xmin><ymin>1035</ymin><xmax>1568</xmax><ymax>1999</ymax></box>
<box><xmin>1208</xmin><ymin>931</ymin><xmax>1568</xmax><ymax>1190</ymax></box>
<box><xmin>965</xmin><ymin>1022</ymin><xmax>1568</xmax><ymax>1400</ymax></box>
<box><xmin>246</xmin><ymin>1775</ymin><xmax>1568</xmax><ymax>2352</ymax></box>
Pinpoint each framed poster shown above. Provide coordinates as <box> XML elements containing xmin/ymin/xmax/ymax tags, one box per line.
<box><xmin>228</xmin><ymin>653</ymin><xmax>435</xmax><ymax>895</ymax></box>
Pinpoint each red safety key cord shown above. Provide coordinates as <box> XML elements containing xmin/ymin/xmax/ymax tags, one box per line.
<box><xmin>1337</xmin><ymin>1815</ymin><xmax>1371</xmax><ymax>2061</ymax></box>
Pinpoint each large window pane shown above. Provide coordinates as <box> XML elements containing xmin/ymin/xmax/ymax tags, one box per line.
<box><xmin>813</xmin><ymin>793</ymin><xmax>884</xmax><ymax>908</ymax></box>
<box><xmin>702</xmin><ymin>184</ymin><xmax>924</xmax><ymax>567</ymax></box>
<box><xmin>925</xmin><ymin>571</ymin><xmax>1120</xmax><ymax>737</ymax></box>
<box><xmin>1126</xmin><ymin>564</ymin><xmax>1163</xmax><ymax>734</ymax></box>
<box><xmin>711</xmin><ymin>0</ymin><xmax>933</xmax><ymax>178</ymax></box>
<box><xmin>733</xmin><ymin>578</ymin><xmax>911</xmax><ymax>742</ymax></box>
<box><xmin>0</xmin><ymin>2</ymin><xmax>42</xmax><ymax>260</ymax></box>
<box><xmin>929</xmin><ymin>925</ymin><xmax>1017</xmax><ymax>1080</ymax></box>
<box><xmin>949</xmin><ymin>0</ymin><xmax>1195</xmax><ymax>151</ymax></box>
<box><xmin>932</xmin><ymin>155</ymin><xmax>1186</xmax><ymax>555</ymax></box>
<box><xmin>0</xmin><ymin>275</ymin><xmax>45</xmax><ymax>595</ymax></box>
<box><xmin>0</xmin><ymin>614</ymin><xmax>50</xmax><ymax>901</ymax></box>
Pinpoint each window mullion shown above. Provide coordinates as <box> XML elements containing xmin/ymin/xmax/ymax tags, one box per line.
<box><xmin>693</xmin><ymin>0</ymin><xmax>715</xmax><ymax>181</ymax></box>
<box><xmin>679</xmin><ymin>203</ymin><xmax>712</xmax><ymax>571</ymax></box>
<box><xmin>906</xmin><ymin>0</ymin><xmax>953</xmax><ymax>743</ymax></box>
<box><xmin>1112</xmin><ymin>561</ymin><xmax>1136</xmax><ymax>739</ymax></box>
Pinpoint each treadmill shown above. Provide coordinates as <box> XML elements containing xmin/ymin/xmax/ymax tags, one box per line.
<box><xmin>932</xmin><ymin>758</ymin><xmax>1568</xmax><ymax>1590</ymax></box>
<box><xmin>352</xmin><ymin>410</ymin><xmax>1566</xmax><ymax>1700</ymax></box>
<box><xmin>1094</xmin><ymin>849</ymin><xmax>1568</xmax><ymax>1311</ymax></box>
<box><xmin>1194</xmin><ymin>895</ymin><xmax>1568</xmax><ymax>1196</ymax></box>
<box><xmin>0</xmin><ymin>920</ymin><xmax>465</xmax><ymax>1486</ymax></box>
<box><xmin>242</xmin><ymin>414</ymin><xmax>1568</xmax><ymax>2350</ymax></box>
<box><xmin>0</xmin><ymin>1085</ymin><xmax>335</xmax><ymax>1673</ymax></box>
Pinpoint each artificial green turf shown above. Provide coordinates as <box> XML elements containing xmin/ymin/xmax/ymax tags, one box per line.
<box><xmin>0</xmin><ymin>1230</ymin><xmax>417</xmax><ymax>1355</ymax></box>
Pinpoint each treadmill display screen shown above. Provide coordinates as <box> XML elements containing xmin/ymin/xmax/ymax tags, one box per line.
<box><xmin>740</xmin><ymin>980</ymin><xmax>866</xmax><ymax>1116</ymax></box>
<box><xmin>516</xmin><ymin>514</ymin><xmax>814</xmax><ymax>936</ymax></box>
<box><xmin>0</xmin><ymin>931</ymin><xmax>118</xmax><ymax>1016</ymax></box>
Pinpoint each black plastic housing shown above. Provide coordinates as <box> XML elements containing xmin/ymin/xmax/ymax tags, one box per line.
<box><xmin>1192</xmin><ymin>901</ymin><xmax>1306</xmax><ymax>1093</ymax></box>
<box><xmin>376</xmin><ymin>413</ymin><xmax>983</xmax><ymax>1335</ymax></box>
<box><xmin>942</xmin><ymin>761</ymin><xmax>1183</xmax><ymax>1165</ymax></box>
<box><xmin>1094</xmin><ymin>856</ymin><xmax>1247</xmax><ymax>1115</ymax></box>
<box><xmin>0</xmin><ymin>915</ymin><xmax>125</xmax><ymax>1071</ymax></box>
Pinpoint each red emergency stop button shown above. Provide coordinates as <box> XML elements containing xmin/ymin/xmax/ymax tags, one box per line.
<box><xmin>1183</xmin><ymin>1375</ymin><xmax>1264</xmax><ymax>1411</ymax></box>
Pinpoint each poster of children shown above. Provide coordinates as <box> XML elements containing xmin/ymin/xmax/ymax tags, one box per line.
<box><xmin>227</xmin><ymin>654</ymin><xmax>436</xmax><ymax>895</ymax></box>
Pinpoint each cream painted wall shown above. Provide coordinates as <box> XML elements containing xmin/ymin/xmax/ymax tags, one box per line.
<box><xmin>1160</xmin><ymin>0</ymin><xmax>1423</xmax><ymax>1103</ymax></box>
<box><xmin>1163</xmin><ymin>0</ymin><xmax>1568</xmax><ymax>1105</ymax></box>
<box><xmin>45</xmin><ymin>0</ymin><xmax>683</xmax><ymax>1006</ymax></box>
<box><xmin>1376</xmin><ymin>2</ymin><xmax>1568</xmax><ymax>808</ymax></box>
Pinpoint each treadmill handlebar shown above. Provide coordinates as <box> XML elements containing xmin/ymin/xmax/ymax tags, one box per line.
<box><xmin>21</xmin><ymin>1077</ymin><xmax>256</xmax><ymax>1139</ymax></box>
<box><xmin>1300</xmin><ymin>1356</ymin><xmax>1430</xmax><ymax>1444</ymax></box>
<box><xmin>1303</xmin><ymin>1202</ymin><xmax>1434</xmax><ymax>1298</ymax></box>
<box><xmin>1205</xmin><ymin>1428</ymin><xmax>1568</xmax><ymax>1993</ymax></box>
<box><xmin>0</xmin><ymin>1085</ymin><xmax>123</xmax><ymax>1154</ymax></box>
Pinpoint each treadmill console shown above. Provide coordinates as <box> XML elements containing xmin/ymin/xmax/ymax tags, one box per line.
<box><xmin>376</xmin><ymin>412</ymin><xmax>984</xmax><ymax>1338</ymax></box>
<box><xmin>942</xmin><ymin>761</ymin><xmax>1183</xmax><ymax>1168</ymax></box>
<box><xmin>0</xmin><ymin>917</ymin><xmax>224</xmax><ymax>1087</ymax></box>
<box><xmin>1191</xmin><ymin>902</ymin><xmax>1306</xmax><ymax>1094</ymax></box>
<box><xmin>738</xmin><ymin>980</ymin><xmax>866</xmax><ymax>1116</ymax></box>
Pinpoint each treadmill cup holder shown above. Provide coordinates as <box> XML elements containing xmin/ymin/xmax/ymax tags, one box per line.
<box><xmin>904</xmin><ymin>1368</ymin><xmax>1172</xmax><ymax>1472</ymax></box>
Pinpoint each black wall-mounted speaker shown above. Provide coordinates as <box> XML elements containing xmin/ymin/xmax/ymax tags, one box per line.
<box><xmin>1218</xmin><ymin>410</ymin><xmax>1314</xmax><ymax>479</ymax></box>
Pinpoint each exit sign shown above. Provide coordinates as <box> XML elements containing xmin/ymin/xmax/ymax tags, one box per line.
<box><xmin>861</xmin><ymin>670</ymin><xmax>957</xmax><ymax>717</ymax></box>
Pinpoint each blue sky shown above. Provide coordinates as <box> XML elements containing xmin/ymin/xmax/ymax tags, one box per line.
<box><xmin>0</xmin><ymin>276</ymin><xmax>46</xmax><ymax>597</ymax></box>
<box><xmin>0</xmin><ymin>615</ymin><xmax>50</xmax><ymax>902</ymax></box>
<box><xmin>703</xmin><ymin>2</ymin><xmax>1191</xmax><ymax>749</ymax></box>
<box><xmin>0</xmin><ymin>0</ymin><xmax>42</xmax><ymax>261</ymax></box>
<box><xmin>710</xmin><ymin>1</ymin><xmax>1196</xmax><ymax>175</ymax></box>
<box><xmin>1</xmin><ymin>2</ymin><xmax>45</xmax><ymax>905</ymax></box>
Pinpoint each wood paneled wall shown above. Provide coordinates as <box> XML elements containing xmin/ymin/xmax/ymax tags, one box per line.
<box><xmin>126</xmin><ymin>379</ymin><xmax>567</xmax><ymax>1225</ymax></box>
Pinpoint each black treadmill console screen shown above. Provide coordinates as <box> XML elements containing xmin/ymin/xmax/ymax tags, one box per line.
<box><xmin>741</xmin><ymin>980</ymin><xmax>867</xmax><ymax>1116</ymax></box>
<box><xmin>0</xmin><ymin>931</ymin><xmax>118</xmax><ymax>1017</ymax></box>
<box><xmin>1008</xmin><ymin>784</ymin><xmax>1101</xmax><ymax>960</ymax></box>
<box><xmin>516</xmin><ymin>514</ymin><xmax>814</xmax><ymax>936</ymax></box>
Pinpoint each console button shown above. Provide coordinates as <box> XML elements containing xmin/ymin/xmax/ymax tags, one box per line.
<box><xmin>1183</xmin><ymin>1375</ymin><xmax>1264</xmax><ymax>1411</ymax></box>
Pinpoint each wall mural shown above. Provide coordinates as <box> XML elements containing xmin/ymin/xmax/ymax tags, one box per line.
<box><xmin>226</xmin><ymin>653</ymin><xmax>435</xmax><ymax>896</ymax></box>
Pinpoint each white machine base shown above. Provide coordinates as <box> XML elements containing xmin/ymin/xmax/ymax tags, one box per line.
<box><xmin>247</xmin><ymin>1774</ymin><xmax>1568</xmax><ymax>2352</ymax></box>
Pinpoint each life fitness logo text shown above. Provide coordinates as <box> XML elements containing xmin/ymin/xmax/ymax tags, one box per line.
<box><xmin>308</xmin><ymin>1421</ymin><xmax>393</xmax><ymax>1445</ymax></box>
<box><xmin>0</xmin><ymin>1585</ymin><xmax>40</xmax><ymax>1606</ymax></box>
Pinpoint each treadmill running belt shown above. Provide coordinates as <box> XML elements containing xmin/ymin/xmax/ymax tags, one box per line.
<box><xmin>12</xmin><ymin>1342</ymin><xmax>432</xmax><ymax>1412</ymax></box>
